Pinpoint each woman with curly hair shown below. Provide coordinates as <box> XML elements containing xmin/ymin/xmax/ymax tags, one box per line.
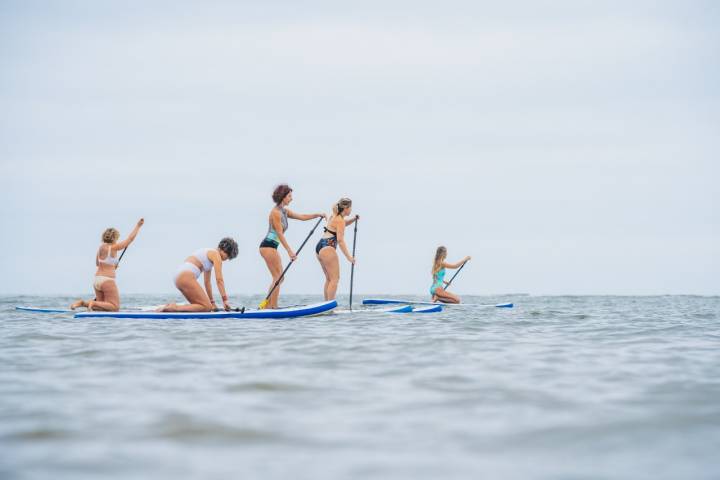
<box><xmin>70</xmin><ymin>218</ymin><xmax>144</xmax><ymax>311</ymax></box>
<box><xmin>158</xmin><ymin>237</ymin><xmax>239</xmax><ymax>312</ymax></box>
<box><xmin>316</xmin><ymin>197</ymin><xmax>358</xmax><ymax>301</ymax></box>
<box><xmin>259</xmin><ymin>184</ymin><xmax>325</xmax><ymax>309</ymax></box>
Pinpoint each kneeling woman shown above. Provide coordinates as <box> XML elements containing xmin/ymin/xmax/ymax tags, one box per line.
<box><xmin>431</xmin><ymin>246</ymin><xmax>471</xmax><ymax>304</ymax></box>
<box><xmin>316</xmin><ymin>198</ymin><xmax>358</xmax><ymax>301</ymax></box>
<box><xmin>71</xmin><ymin>218</ymin><xmax>144</xmax><ymax>311</ymax></box>
<box><xmin>259</xmin><ymin>184</ymin><xmax>325</xmax><ymax>309</ymax></box>
<box><xmin>158</xmin><ymin>238</ymin><xmax>239</xmax><ymax>312</ymax></box>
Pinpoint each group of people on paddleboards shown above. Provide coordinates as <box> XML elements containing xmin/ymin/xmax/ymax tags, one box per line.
<box><xmin>71</xmin><ymin>184</ymin><xmax>469</xmax><ymax>312</ymax></box>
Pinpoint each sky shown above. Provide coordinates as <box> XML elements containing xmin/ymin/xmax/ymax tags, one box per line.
<box><xmin>1</xmin><ymin>0</ymin><xmax>718</xmax><ymax>296</ymax></box>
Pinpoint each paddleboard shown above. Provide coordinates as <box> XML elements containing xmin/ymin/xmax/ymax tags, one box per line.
<box><xmin>15</xmin><ymin>306</ymin><xmax>74</xmax><ymax>314</ymax></box>
<box><xmin>73</xmin><ymin>300</ymin><xmax>337</xmax><ymax>319</ymax></box>
<box><xmin>363</xmin><ymin>298</ymin><xmax>513</xmax><ymax>308</ymax></box>
<box><xmin>381</xmin><ymin>305</ymin><xmax>413</xmax><ymax>313</ymax></box>
<box><xmin>411</xmin><ymin>305</ymin><xmax>443</xmax><ymax>313</ymax></box>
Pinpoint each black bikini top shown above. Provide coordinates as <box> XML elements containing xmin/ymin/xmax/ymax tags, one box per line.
<box><xmin>323</xmin><ymin>227</ymin><xmax>337</xmax><ymax>238</ymax></box>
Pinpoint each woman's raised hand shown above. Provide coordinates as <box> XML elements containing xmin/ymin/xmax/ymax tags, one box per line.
<box><xmin>137</xmin><ymin>218</ymin><xmax>145</xmax><ymax>227</ymax></box>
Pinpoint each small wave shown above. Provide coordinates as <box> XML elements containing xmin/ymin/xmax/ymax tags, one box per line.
<box><xmin>225</xmin><ymin>381</ymin><xmax>310</xmax><ymax>393</ymax></box>
<box><xmin>3</xmin><ymin>428</ymin><xmax>73</xmax><ymax>441</ymax></box>
<box><xmin>149</xmin><ymin>414</ymin><xmax>285</xmax><ymax>443</ymax></box>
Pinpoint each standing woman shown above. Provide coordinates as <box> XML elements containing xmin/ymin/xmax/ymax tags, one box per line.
<box><xmin>158</xmin><ymin>237</ymin><xmax>239</xmax><ymax>312</ymax></box>
<box><xmin>430</xmin><ymin>246</ymin><xmax>471</xmax><ymax>304</ymax></box>
<box><xmin>70</xmin><ymin>218</ymin><xmax>144</xmax><ymax>311</ymax></box>
<box><xmin>259</xmin><ymin>184</ymin><xmax>325</xmax><ymax>309</ymax></box>
<box><xmin>316</xmin><ymin>198</ymin><xmax>358</xmax><ymax>301</ymax></box>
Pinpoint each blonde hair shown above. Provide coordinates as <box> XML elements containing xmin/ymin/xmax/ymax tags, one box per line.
<box><xmin>432</xmin><ymin>246</ymin><xmax>447</xmax><ymax>275</ymax></box>
<box><xmin>331</xmin><ymin>197</ymin><xmax>352</xmax><ymax>217</ymax></box>
<box><xmin>102</xmin><ymin>228</ymin><xmax>120</xmax><ymax>244</ymax></box>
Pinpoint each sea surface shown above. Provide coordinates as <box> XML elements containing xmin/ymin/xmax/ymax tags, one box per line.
<box><xmin>1</xmin><ymin>294</ymin><xmax>718</xmax><ymax>480</ymax></box>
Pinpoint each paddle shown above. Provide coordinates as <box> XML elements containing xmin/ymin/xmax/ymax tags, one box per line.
<box><xmin>259</xmin><ymin>217</ymin><xmax>323</xmax><ymax>309</ymax></box>
<box><xmin>443</xmin><ymin>260</ymin><xmax>467</xmax><ymax>290</ymax></box>
<box><xmin>349</xmin><ymin>217</ymin><xmax>359</xmax><ymax>310</ymax></box>
<box><xmin>116</xmin><ymin>247</ymin><xmax>129</xmax><ymax>266</ymax></box>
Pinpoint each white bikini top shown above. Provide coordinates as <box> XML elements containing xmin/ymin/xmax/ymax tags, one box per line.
<box><xmin>192</xmin><ymin>248</ymin><xmax>214</xmax><ymax>272</ymax></box>
<box><xmin>97</xmin><ymin>244</ymin><xmax>118</xmax><ymax>266</ymax></box>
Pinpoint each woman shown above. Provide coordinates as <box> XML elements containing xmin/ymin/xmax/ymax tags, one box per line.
<box><xmin>431</xmin><ymin>246</ymin><xmax>471</xmax><ymax>304</ymax></box>
<box><xmin>70</xmin><ymin>218</ymin><xmax>144</xmax><ymax>311</ymax></box>
<box><xmin>158</xmin><ymin>238</ymin><xmax>239</xmax><ymax>312</ymax></box>
<box><xmin>259</xmin><ymin>184</ymin><xmax>325</xmax><ymax>309</ymax></box>
<box><xmin>316</xmin><ymin>198</ymin><xmax>358</xmax><ymax>301</ymax></box>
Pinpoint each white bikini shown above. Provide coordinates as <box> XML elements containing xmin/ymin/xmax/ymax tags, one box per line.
<box><xmin>174</xmin><ymin>248</ymin><xmax>215</xmax><ymax>284</ymax></box>
<box><xmin>94</xmin><ymin>244</ymin><xmax>118</xmax><ymax>290</ymax></box>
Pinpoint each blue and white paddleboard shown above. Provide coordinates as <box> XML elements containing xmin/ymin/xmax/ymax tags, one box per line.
<box><xmin>363</xmin><ymin>298</ymin><xmax>513</xmax><ymax>308</ymax></box>
<box><xmin>381</xmin><ymin>305</ymin><xmax>414</xmax><ymax>313</ymax></box>
<box><xmin>411</xmin><ymin>305</ymin><xmax>443</xmax><ymax>313</ymax></box>
<box><xmin>73</xmin><ymin>300</ymin><xmax>337</xmax><ymax>320</ymax></box>
<box><xmin>15</xmin><ymin>306</ymin><xmax>74</xmax><ymax>314</ymax></box>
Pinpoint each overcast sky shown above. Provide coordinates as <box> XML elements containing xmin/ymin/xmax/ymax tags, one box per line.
<box><xmin>1</xmin><ymin>0</ymin><xmax>718</xmax><ymax>296</ymax></box>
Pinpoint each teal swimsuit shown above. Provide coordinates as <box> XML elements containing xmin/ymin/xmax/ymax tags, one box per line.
<box><xmin>259</xmin><ymin>207</ymin><xmax>288</xmax><ymax>249</ymax></box>
<box><xmin>430</xmin><ymin>268</ymin><xmax>446</xmax><ymax>295</ymax></box>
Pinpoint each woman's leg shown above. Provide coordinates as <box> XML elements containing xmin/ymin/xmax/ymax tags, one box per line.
<box><xmin>260</xmin><ymin>247</ymin><xmax>284</xmax><ymax>309</ymax></box>
<box><xmin>90</xmin><ymin>281</ymin><xmax>120</xmax><ymax>311</ymax></box>
<box><xmin>317</xmin><ymin>253</ymin><xmax>330</xmax><ymax>300</ymax></box>
<box><xmin>318</xmin><ymin>248</ymin><xmax>340</xmax><ymax>300</ymax></box>
<box><xmin>434</xmin><ymin>288</ymin><xmax>461</xmax><ymax>304</ymax></box>
<box><xmin>160</xmin><ymin>272</ymin><xmax>212</xmax><ymax>312</ymax></box>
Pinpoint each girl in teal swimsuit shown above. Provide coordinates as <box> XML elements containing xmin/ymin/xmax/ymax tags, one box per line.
<box><xmin>431</xmin><ymin>246</ymin><xmax>470</xmax><ymax>304</ymax></box>
<box><xmin>259</xmin><ymin>184</ymin><xmax>326</xmax><ymax>309</ymax></box>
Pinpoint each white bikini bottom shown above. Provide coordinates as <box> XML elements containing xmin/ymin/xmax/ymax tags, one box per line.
<box><xmin>174</xmin><ymin>262</ymin><xmax>202</xmax><ymax>285</ymax></box>
<box><xmin>93</xmin><ymin>275</ymin><xmax>115</xmax><ymax>291</ymax></box>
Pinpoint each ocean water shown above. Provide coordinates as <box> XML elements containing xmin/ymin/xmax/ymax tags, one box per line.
<box><xmin>1</xmin><ymin>294</ymin><xmax>718</xmax><ymax>480</ymax></box>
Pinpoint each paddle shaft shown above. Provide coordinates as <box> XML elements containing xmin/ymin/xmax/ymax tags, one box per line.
<box><xmin>263</xmin><ymin>217</ymin><xmax>323</xmax><ymax>301</ymax></box>
<box><xmin>349</xmin><ymin>218</ymin><xmax>358</xmax><ymax>310</ymax></box>
<box><xmin>443</xmin><ymin>260</ymin><xmax>467</xmax><ymax>290</ymax></box>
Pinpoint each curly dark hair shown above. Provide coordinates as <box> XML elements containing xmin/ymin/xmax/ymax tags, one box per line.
<box><xmin>272</xmin><ymin>184</ymin><xmax>293</xmax><ymax>205</ymax></box>
<box><xmin>218</xmin><ymin>237</ymin><xmax>239</xmax><ymax>260</ymax></box>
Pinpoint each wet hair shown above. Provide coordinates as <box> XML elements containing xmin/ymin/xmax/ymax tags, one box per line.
<box><xmin>102</xmin><ymin>228</ymin><xmax>120</xmax><ymax>244</ymax></box>
<box><xmin>272</xmin><ymin>184</ymin><xmax>293</xmax><ymax>205</ymax></box>
<box><xmin>432</xmin><ymin>246</ymin><xmax>447</xmax><ymax>275</ymax></box>
<box><xmin>332</xmin><ymin>197</ymin><xmax>352</xmax><ymax>216</ymax></box>
<box><xmin>218</xmin><ymin>237</ymin><xmax>239</xmax><ymax>260</ymax></box>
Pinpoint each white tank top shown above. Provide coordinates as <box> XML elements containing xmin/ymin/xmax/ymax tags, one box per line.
<box><xmin>192</xmin><ymin>248</ymin><xmax>214</xmax><ymax>272</ymax></box>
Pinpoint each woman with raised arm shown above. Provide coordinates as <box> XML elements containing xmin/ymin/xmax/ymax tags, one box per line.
<box><xmin>158</xmin><ymin>237</ymin><xmax>239</xmax><ymax>312</ymax></box>
<box><xmin>430</xmin><ymin>246</ymin><xmax>471</xmax><ymax>304</ymax></box>
<box><xmin>70</xmin><ymin>218</ymin><xmax>144</xmax><ymax>311</ymax></box>
<box><xmin>259</xmin><ymin>184</ymin><xmax>325</xmax><ymax>309</ymax></box>
<box><xmin>315</xmin><ymin>198</ymin><xmax>358</xmax><ymax>301</ymax></box>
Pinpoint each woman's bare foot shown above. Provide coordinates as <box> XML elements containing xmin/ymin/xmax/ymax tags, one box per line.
<box><xmin>156</xmin><ymin>303</ymin><xmax>174</xmax><ymax>312</ymax></box>
<box><xmin>87</xmin><ymin>300</ymin><xmax>95</xmax><ymax>311</ymax></box>
<box><xmin>70</xmin><ymin>299</ymin><xmax>86</xmax><ymax>310</ymax></box>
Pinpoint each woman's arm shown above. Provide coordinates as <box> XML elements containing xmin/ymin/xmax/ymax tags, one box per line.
<box><xmin>114</xmin><ymin>218</ymin><xmax>144</xmax><ymax>250</ymax></box>
<box><xmin>203</xmin><ymin>270</ymin><xmax>215</xmax><ymax>308</ymax></box>
<box><xmin>287</xmin><ymin>209</ymin><xmax>326</xmax><ymax>221</ymax></box>
<box><xmin>336</xmin><ymin>221</ymin><xmax>354</xmax><ymax>263</ymax></box>
<box><xmin>344</xmin><ymin>214</ymin><xmax>359</xmax><ymax>226</ymax></box>
<box><xmin>271</xmin><ymin>210</ymin><xmax>296</xmax><ymax>260</ymax></box>
<box><xmin>211</xmin><ymin>251</ymin><xmax>230</xmax><ymax>311</ymax></box>
<box><xmin>444</xmin><ymin>256</ymin><xmax>471</xmax><ymax>269</ymax></box>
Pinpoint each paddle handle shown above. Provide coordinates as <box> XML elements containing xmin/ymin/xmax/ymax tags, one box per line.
<box><xmin>264</xmin><ymin>217</ymin><xmax>323</xmax><ymax>301</ymax></box>
<box><xmin>117</xmin><ymin>247</ymin><xmax>128</xmax><ymax>265</ymax></box>
<box><xmin>444</xmin><ymin>260</ymin><xmax>467</xmax><ymax>290</ymax></box>
<box><xmin>349</xmin><ymin>218</ymin><xmax>358</xmax><ymax>310</ymax></box>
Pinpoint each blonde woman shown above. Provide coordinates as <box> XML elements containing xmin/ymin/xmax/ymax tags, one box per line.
<box><xmin>259</xmin><ymin>184</ymin><xmax>325</xmax><ymax>309</ymax></box>
<box><xmin>158</xmin><ymin>237</ymin><xmax>239</xmax><ymax>312</ymax></box>
<box><xmin>70</xmin><ymin>218</ymin><xmax>144</xmax><ymax>311</ymax></box>
<box><xmin>315</xmin><ymin>198</ymin><xmax>358</xmax><ymax>300</ymax></box>
<box><xmin>430</xmin><ymin>246</ymin><xmax>470</xmax><ymax>304</ymax></box>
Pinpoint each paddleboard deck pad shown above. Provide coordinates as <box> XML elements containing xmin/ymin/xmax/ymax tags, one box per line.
<box><xmin>73</xmin><ymin>300</ymin><xmax>337</xmax><ymax>319</ymax></box>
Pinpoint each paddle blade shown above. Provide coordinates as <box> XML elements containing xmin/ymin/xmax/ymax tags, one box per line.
<box><xmin>258</xmin><ymin>299</ymin><xmax>269</xmax><ymax>310</ymax></box>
